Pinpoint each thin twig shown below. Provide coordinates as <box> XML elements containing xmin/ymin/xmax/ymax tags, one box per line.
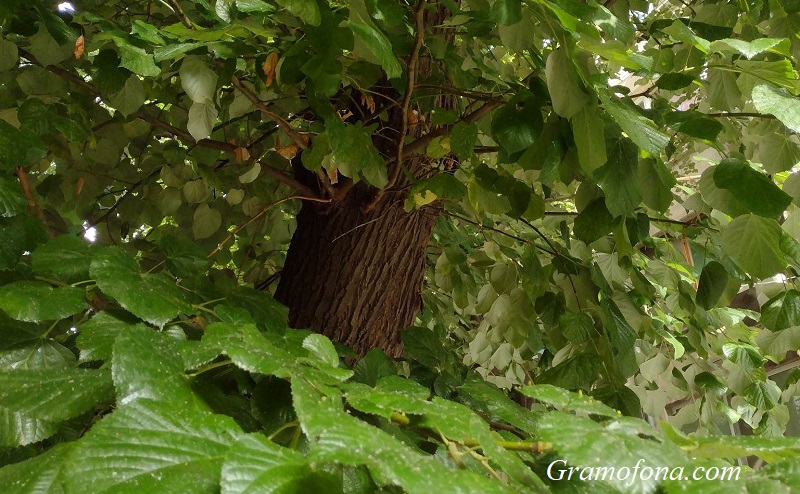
<box><xmin>229</xmin><ymin>75</ymin><xmax>309</xmax><ymax>151</ymax></box>
<box><xmin>166</xmin><ymin>0</ymin><xmax>193</xmax><ymax>28</ymax></box>
<box><xmin>208</xmin><ymin>195</ymin><xmax>331</xmax><ymax>258</ymax></box>
<box><xmin>15</xmin><ymin>166</ymin><xmax>48</xmax><ymax>227</ymax></box>
<box><xmin>387</xmin><ymin>0</ymin><xmax>428</xmax><ymax>192</ymax></box>
<box><xmin>707</xmin><ymin>112</ymin><xmax>776</xmax><ymax>119</ymax></box>
<box><xmin>445</xmin><ymin>212</ymin><xmax>555</xmax><ymax>256</ymax></box>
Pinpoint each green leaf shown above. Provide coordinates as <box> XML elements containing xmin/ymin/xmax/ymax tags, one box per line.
<box><xmin>696</xmin><ymin>261</ymin><xmax>728</xmax><ymax>310</ymax></box>
<box><xmin>713</xmin><ymin>158</ymin><xmax>791</xmax><ymax>218</ymax></box>
<box><xmin>76</xmin><ymin>311</ymin><xmax>145</xmax><ymax>363</ymax></box>
<box><xmin>664</xmin><ymin>110</ymin><xmax>723</xmax><ymax>141</ymax></box>
<box><xmin>491</xmin><ymin>91</ymin><xmax>543</xmax><ymax>154</ymax></box>
<box><xmin>187</xmin><ymin>100</ymin><xmax>219</xmax><ymax>141</ymax></box>
<box><xmin>637</xmin><ymin>158</ymin><xmax>675</xmax><ymax>213</ymax></box>
<box><xmin>655</xmin><ymin>72</ymin><xmax>696</xmax><ymax>90</ymax></box>
<box><xmin>0</xmin><ymin>442</ymin><xmax>72</xmax><ymax>494</ymax></box>
<box><xmin>0</xmin><ymin>339</ymin><xmax>75</xmax><ymax>370</ymax></box>
<box><xmin>574</xmin><ymin>198</ymin><xmax>614</xmax><ymax>244</ymax></box>
<box><xmin>0</xmin><ymin>175</ymin><xmax>26</xmax><ymax>217</ymax></box>
<box><xmin>405</xmin><ymin>173</ymin><xmax>466</xmax><ymax>211</ymax></box>
<box><xmin>753</xmin><ymin>84</ymin><xmax>800</xmax><ymax>133</ymax></box>
<box><xmin>221</xmin><ymin>433</ymin><xmax>337</xmax><ymax>494</ymax></box>
<box><xmin>0</xmin><ymin>38</ymin><xmax>18</xmax><ymax>71</ymax></box>
<box><xmin>348</xmin><ymin>22</ymin><xmax>401</xmax><ymax>79</ymax></box>
<box><xmin>545</xmin><ymin>48</ymin><xmax>590</xmax><ymax>119</ymax></box>
<box><xmin>597</xmin><ymin>89</ymin><xmax>669</xmax><ymax>156</ymax></box>
<box><xmin>760</xmin><ymin>290</ymin><xmax>800</xmax><ymax>331</ymax></box>
<box><xmin>712</xmin><ymin>38</ymin><xmax>790</xmax><ymax>59</ymax></box>
<box><xmin>112</xmin><ymin>325</ymin><xmax>200</xmax><ymax>407</ymax></box>
<box><xmin>0</xmin><ymin>282</ymin><xmax>86</xmax><ymax>322</ymax></box>
<box><xmin>109</xmin><ymin>75</ymin><xmax>145</xmax><ymax>116</ymax></box>
<box><xmin>62</xmin><ymin>400</ymin><xmax>242</xmax><ymax>494</ymax></box>
<box><xmin>352</xmin><ymin>349</ymin><xmax>396</xmax><ymax>387</ymax></box>
<box><xmin>0</xmin><ymin>120</ymin><xmax>46</xmax><ymax>170</ymax></box>
<box><xmin>0</xmin><ymin>215</ymin><xmax>48</xmax><ymax>270</ymax></box>
<box><xmin>450</xmin><ymin>121</ymin><xmax>478</xmax><ymax>160</ymax></box>
<box><xmin>292</xmin><ymin>378</ymin><xmax>514</xmax><ymax>494</ymax></box>
<box><xmin>594</xmin><ymin>137</ymin><xmax>641</xmax><ymax>216</ymax></box>
<box><xmin>662</xmin><ymin>20</ymin><xmax>710</xmax><ymax>52</ymax></box>
<box><xmin>119</xmin><ymin>44</ymin><xmax>160</xmax><ymax>77</ymax></box>
<box><xmin>159</xmin><ymin>235</ymin><xmax>209</xmax><ymax>277</ymax></box>
<box><xmin>193</xmin><ymin>203</ymin><xmax>222</xmax><ymax>239</ymax></box>
<box><xmin>0</xmin><ymin>408</ymin><xmax>59</xmax><ymax>448</ymax></box>
<box><xmin>699</xmin><ymin>165</ymin><xmax>749</xmax><ymax>217</ymax></box>
<box><xmin>276</xmin><ymin>0</ymin><xmax>321</xmax><ymax>25</ymax></box>
<box><xmin>759</xmin><ymin>133</ymin><xmax>800</xmax><ymax>174</ymax></box>
<box><xmin>31</xmin><ymin>236</ymin><xmax>93</xmax><ymax>283</ymax></box>
<box><xmin>491</xmin><ymin>0</ymin><xmax>522</xmax><ymax>26</ymax></box>
<box><xmin>0</xmin><ymin>368</ymin><xmax>113</xmax><ymax>421</ymax></box>
<box><xmin>327</xmin><ymin>122</ymin><xmax>388</xmax><ymax>188</ymax></box>
<box><xmin>560</xmin><ymin>312</ymin><xmax>595</xmax><ymax>344</ymax></box>
<box><xmin>571</xmin><ymin>101</ymin><xmax>607</xmax><ymax>173</ymax></box>
<box><xmin>180</xmin><ymin>56</ymin><xmax>218</xmax><ymax>104</ymax></box>
<box><xmin>722</xmin><ymin>214</ymin><xmax>786</xmax><ymax>279</ymax></box>
<box><xmin>519</xmin><ymin>384</ymin><xmax>619</xmax><ymax>417</ymax></box>
<box><xmin>90</xmin><ymin>247</ymin><xmax>191</xmax><ymax>327</ymax></box>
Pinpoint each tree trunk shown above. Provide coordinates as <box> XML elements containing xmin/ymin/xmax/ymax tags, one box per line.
<box><xmin>274</xmin><ymin>185</ymin><xmax>438</xmax><ymax>357</ymax></box>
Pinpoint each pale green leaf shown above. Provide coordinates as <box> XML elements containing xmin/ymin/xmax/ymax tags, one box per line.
<box><xmin>193</xmin><ymin>203</ymin><xmax>222</xmax><ymax>239</ymax></box>
<box><xmin>753</xmin><ymin>84</ymin><xmax>800</xmax><ymax>134</ymax></box>
<box><xmin>722</xmin><ymin>214</ymin><xmax>786</xmax><ymax>279</ymax></box>
<box><xmin>571</xmin><ymin>102</ymin><xmax>607</xmax><ymax>173</ymax></box>
<box><xmin>109</xmin><ymin>75</ymin><xmax>145</xmax><ymax>116</ymax></box>
<box><xmin>180</xmin><ymin>56</ymin><xmax>218</xmax><ymax>104</ymax></box>
<box><xmin>187</xmin><ymin>100</ymin><xmax>218</xmax><ymax>141</ymax></box>
<box><xmin>545</xmin><ymin>48</ymin><xmax>590</xmax><ymax>119</ymax></box>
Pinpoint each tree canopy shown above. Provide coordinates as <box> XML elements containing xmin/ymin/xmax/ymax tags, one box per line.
<box><xmin>2</xmin><ymin>0</ymin><xmax>800</xmax><ymax>492</ymax></box>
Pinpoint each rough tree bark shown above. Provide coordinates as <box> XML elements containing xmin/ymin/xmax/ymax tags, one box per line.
<box><xmin>275</xmin><ymin>4</ymin><xmax>454</xmax><ymax>358</ymax></box>
<box><xmin>274</xmin><ymin>186</ymin><xmax>438</xmax><ymax>357</ymax></box>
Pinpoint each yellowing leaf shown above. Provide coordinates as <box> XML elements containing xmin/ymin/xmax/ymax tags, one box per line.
<box><xmin>234</xmin><ymin>147</ymin><xmax>250</xmax><ymax>162</ymax></box>
<box><xmin>413</xmin><ymin>190</ymin><xmax>438</xmax><ymax>207</ymax></box>
<box><xmin>276</xmin><ymin>144</ymin><xmax>299</xmax><ymax>160</ymax></box>
<box><xmin>74</xmin><ymin>35</ymin><xmax>85</xmax><ymax>59</ymax></box>
<box><xmin>262</xmin><ymin>51</ymin><xmax>279</xmax><ymax>87</ymax></box>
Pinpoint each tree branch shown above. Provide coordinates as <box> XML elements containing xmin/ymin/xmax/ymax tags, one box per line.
<box><xmin>707</xmin><ymin>112</ymin><xmax>776</xmax><ymax>119</ymax></box>
<box><xmin>229</xmin><ymin>75</ymin><xmax>309</xmax><ymax>151</ymax></box>
<box><xmin>208</xmin><ymin>195</ymin><xmax>331</xmax><ymax>258</ymax></box>
<box><xmin>15</xmin><ymin>166</ymin><xmax>48</xmax><ymax>227</ymax></box>
<box><xmin>386</xmin><ymin>0</ymin><xmax>428</xmax><ymax>191</ymax></box>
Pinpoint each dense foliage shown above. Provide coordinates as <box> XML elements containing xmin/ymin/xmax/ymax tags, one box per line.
<box><xmin>2</xmin><ymin>0</ymin><xmax>800</xmax><ymax>491</ymax></box>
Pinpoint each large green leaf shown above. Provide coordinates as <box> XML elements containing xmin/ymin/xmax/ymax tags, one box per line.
<box><xmin>572</xmin><ymin>101</ymin><xmax>607</xmax><ymax>173</ymax></box>
<box><xmin>276</xmin><ymin>0</ymin><xmax>321</xmax><ymax>25</ymax></box>
<box><xmin>696</xmin><ymin>261</ymin><xmax>728</xmax><ymax>310</ymax></box>
<box><xmin>0</xmin><ymin>282</ymin><xmax>86</xmax><ymax>322</ymax></box>
<box><xmin>752</xmin><ymin>84</ymin><xmax>800</xmax><ymax>133</ymax></box>
<box><xmin>90</xmin><ymin>247</ymin><xmax>191</xmax><ymax>327</ymax></box>
<box><xmin>760</xmin><ymin>290</ymin><xmax>800</xmax><ymax>331</ymax></box>
<box><xmin>31</xmin><ymin>235</ymin><xmax>93</xmax><ymax>283</ymax></box>
<box><xmin>292</xmin><ymin>378</ymin><xmax>516</xmax><ymax>494</ymax></box>
<box><xmin>221</xmin><ymin>433</ymin><xmax>338</xmax><ymax>494</ymax></box>
<box><xmin>62</xmin><ymin>400</ymin><xmax>242</xmax><ymax>494</ymax></box>
<box><xmin>713</xmin><ymin>158</ymin><xmax>791</xmax><ymax>218</ymax></box>
<box><xmin>594</xmin><ymin>137</ymin><xmax>642</xmax><ymax>216</ymax></box>
<box><xmin>0</xmin><ymin>368</ymin><xmax>113</xmax><ymax>422</ymax></box>
<box><xmin>545</xmin><ymin>47</ymin><xmax>590</xmax><ymax>119</ymax></box>
<box><xmin>0</xmin><ymin>442</ymin><xmax>73</xmax><ymax>494</ymax></box>
<box><xmin>348</xmin><ymin>22</ymin><xmax>401</xmax><ymax>79</ymax></box>
<box><xmin>597</xmin><ymin>89</ymin><xmax>670</xmax><ymax>156</ymax></box>
<box><xmin>112</xmin><ymin>325</ymin><xmax>200</xmax><ymax>407</ymax></box>
<box><xmin>722</xmin><ymin>214</ymin><xmax>786</xmax><ymax>279</ymax></box>
<box><xmin>491</xmin><ymin>91</ymin><xmax>543</xmax><ymax>154</ymax></box>
<box><xmin>0</xmin><ymin>176</ymin><xmax>26</xmax><ymax>217</ymax></box>
<box><xmin>179</xmin><ymin>56</ymin><xmax>218</xmax><ymax>104</ymax></box>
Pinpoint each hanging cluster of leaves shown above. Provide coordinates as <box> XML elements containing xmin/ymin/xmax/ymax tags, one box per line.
<box><xmin>3</xmin><ymin>0</ymin><xmax>800</xmax><ymax>490</ymax></box>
